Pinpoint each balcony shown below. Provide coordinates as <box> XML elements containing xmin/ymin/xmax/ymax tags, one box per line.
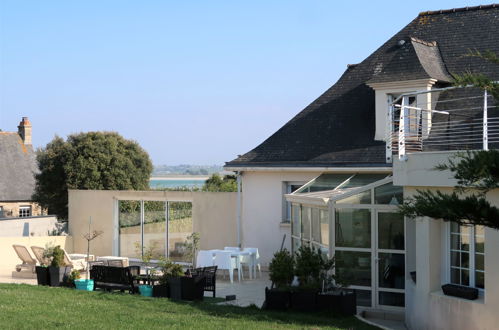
<box><xmin>386</xmin><ymin>86</ymin><xmax>498</xmax><ymax>162</ymax></box>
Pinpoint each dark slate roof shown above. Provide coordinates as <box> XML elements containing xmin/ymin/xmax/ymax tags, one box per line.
<box><xmin>226</xmin><ymin>4</ymin><xmax>499</xmax><ymax>168</ymax></box>
<box><xmin>0</xmin><ymin>133</ymin><xmax>38</xmax><ymax>201</ymax></box>
<box><xmin>368</xmin><ymin>37</ymin><xmax>452</xmax><ymax>84</ymax></box>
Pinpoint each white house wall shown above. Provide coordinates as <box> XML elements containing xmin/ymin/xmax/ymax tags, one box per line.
<box><xmin>240</xmin><ymin>171</ymin><xmax>319</xmax><ymax>265</ymax></box>
<box><xmin>395</xmin><ymin>151</ymin><xmax>499</xmax><ymax>329</ymax></box>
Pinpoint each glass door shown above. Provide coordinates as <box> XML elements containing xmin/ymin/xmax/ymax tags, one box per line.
<box><xmin>375</xmin><ymin>211</ymin><xmax>405</xmax><ymax>308</ymax></box>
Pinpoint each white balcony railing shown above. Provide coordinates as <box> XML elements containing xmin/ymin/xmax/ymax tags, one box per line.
<box><xmin>386</xmin><ymin>86</ymin><xmax>498</xmax><ymax>162</ymax></box>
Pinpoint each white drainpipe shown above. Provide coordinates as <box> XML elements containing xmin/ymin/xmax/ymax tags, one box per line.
<box><xmin>236</xmin><ymin>172</ymin><xmax>242</xmax><ymax>247</ymax></box>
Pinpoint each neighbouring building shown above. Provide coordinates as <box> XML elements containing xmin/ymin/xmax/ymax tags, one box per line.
<box><xmin>226</xmin><ymin>4</ymin><xmax>498</xmax><ymax>329</ymax></box>
<box><xmin>0</xmin><ymin>117</ymin><xmax>43</xmax><ymax>218</ymax></box>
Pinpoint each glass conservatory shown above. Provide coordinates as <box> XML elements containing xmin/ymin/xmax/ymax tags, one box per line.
<box><xmin>286</xmin><ymin>173</ymin><xmax>405</xmax><ymax>310</ymax></box>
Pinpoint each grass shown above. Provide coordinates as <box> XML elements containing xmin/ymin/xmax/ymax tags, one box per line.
<box><xmin>0</xmin><ymin>284</ymin><xmax>378</xmax><ymax>329</ymax></box>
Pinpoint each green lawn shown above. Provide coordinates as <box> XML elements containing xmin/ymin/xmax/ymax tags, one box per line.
<box><xmin>0</xmin><ymin>284</ymin><xmax>378</xmax><ymax>329</ymax></box>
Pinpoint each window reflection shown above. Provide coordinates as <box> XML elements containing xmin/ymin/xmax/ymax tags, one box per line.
<box><xmin>335</xmin><ymin>209</ymin><xmax>371</xmax><ymax>248</ymax></box>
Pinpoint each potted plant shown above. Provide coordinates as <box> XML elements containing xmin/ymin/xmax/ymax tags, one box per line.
<box><xmin>75</xmin><ymin>216</ymin><xmax>103</xmax><ymax>291</ymax></box>
<box><xmin>64</xmin><ymin>269</ymin><xmax>81</xmax><ymax>288</ymax></box>
<box><xmin>265</xmin><ymin>249</ymin><xmax>294</xmax><ymax>310</ymax></box>
<box><xmin>35</xmin><ymin>243</ymin><xmax>54</xmax><ymax>285</ymax></box>
<box><xmin>317</xmin><ymin>257</ymin><xmax>356</xmax><ymax>316</ymax></box>
<box><xmin>290</xmin><ymin>246</ymin><xmax>326</xmax><ymax>312</ymax></box>
<box><xmin>135</xmin><ymin>241</ymin><xmax>158</xmax><ymax>297</ymax></box>
<box><xmin>48</xmin><ymin>245</ymin><xmax>72</xmax><ymax>287</ymax></box>
<box><xmin>159</xmin><ymin>260</ymin><xmax>186</xmax><ymax>300</ymax></box>
<box><xmin>153</xmin><ymin>259</ymin><xmax>182</xmax><ymax>298</ymax></box>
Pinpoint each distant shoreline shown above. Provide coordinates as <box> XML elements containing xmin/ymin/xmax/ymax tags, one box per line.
<box><xmin>150</xmin><ymin>175</ymin><xmax>209</xmax><ymax>181</ymax></box>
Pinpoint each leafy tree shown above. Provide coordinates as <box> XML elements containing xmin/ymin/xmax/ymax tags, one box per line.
<box><xmin>201</xmin><ymin>174</ymin><xmax>237</xmax><ymax>192</ymax></box>
<box><xmin>33</xmin><ymin>132</ymin><xmax>153</xmax><ymax>220</ymax></box>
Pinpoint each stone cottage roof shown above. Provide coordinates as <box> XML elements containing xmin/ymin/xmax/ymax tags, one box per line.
<box><xmin>226</xmin><ymin>4</ymin><xmax>499</xmax><ymax>168</ymax></box>
<box><xmin>0</xmin><ymin>132</ymin><xmax>38</xmax><ymax>201</ymax></box>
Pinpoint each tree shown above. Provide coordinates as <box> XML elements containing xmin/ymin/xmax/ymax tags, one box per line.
<box><xmin>33</xmin><ymin>132</ymin><xmax>153</xmax><ymax>220</ymax></box>
<box><xmin>452</xmin><ymin>50</ymin><xmax>499</xmax><ymax>101</ymax></box>
<box><xmin>399</xmin><ymin>150</ymin><xmax>499</xmax><ymax>229</ymax></box>
<box><xmin>201</xmin><ymin>174</ymin><xmax>237</xmax><ymax>192</ymax></box>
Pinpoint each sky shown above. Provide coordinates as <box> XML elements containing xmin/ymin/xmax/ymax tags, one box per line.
<box><xmin>0</xmin><ymin>1</ymin><xmax>489</xmax><ymax>165</ymax></box>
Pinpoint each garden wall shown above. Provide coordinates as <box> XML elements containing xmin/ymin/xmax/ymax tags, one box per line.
<box><xmin>68</xmin><ymin>190</ymin><xmax>237</xmax><ymax>259</ymax></box>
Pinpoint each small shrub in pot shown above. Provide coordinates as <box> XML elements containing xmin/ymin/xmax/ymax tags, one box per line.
<box><xmin>48</xmin><ymin>246</ymin><xmax>71</xmax><ymax>287</ymax></box>
<box><xmin>265</xmin><ymin>249</ymin><xmax>294</xmax><ymax>310</ymax></box>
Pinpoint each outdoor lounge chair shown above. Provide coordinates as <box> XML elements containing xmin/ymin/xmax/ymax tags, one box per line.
<box><xmin>31</xmin><ymin>246</ymin><xmax>50</xmax><ymax>266</ymax></box>
<box><xmin>12</xmin><ymin>245</ymin><xmax>37</xmax><ymax>273</ymax></box>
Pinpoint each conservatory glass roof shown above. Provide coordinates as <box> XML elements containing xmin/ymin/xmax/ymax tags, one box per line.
<box><xmin>293</xmin><ymin>173</ymin><xmax>388</xmax><ymax>194</ymax></box>
<box><xmin>286</xmin><ymin>174</ymin><xmax>396</xmax><ymax>206</ymax></box>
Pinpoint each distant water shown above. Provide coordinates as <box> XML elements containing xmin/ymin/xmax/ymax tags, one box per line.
<box><xmin>149</xmin><ymin>179</ymin><xmax>206</xmax><ymax>190</ymax></box>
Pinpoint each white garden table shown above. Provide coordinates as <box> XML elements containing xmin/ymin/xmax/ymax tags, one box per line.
<box><xmin>209</xmin><ymin>249</ymin><xmax>256</xmax><ymax>279</ymax></box>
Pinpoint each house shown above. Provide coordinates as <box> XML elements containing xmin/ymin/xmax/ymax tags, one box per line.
<box><xmin>225</xmin><ymin>4</ymin><xmax>498</xmax><ymax>328</ymax></box>
<box><xmin>0</xmin><ymin>117</ymin><xmax>43</xmax><ymax>218</ymax></box>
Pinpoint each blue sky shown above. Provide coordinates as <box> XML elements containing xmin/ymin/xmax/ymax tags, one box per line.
<box><xmin>0</xmin><ymin>1</ymin><xmax>488</xmax><ymax>165</ymax></box>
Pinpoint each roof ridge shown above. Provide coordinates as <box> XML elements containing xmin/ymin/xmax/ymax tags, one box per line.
<box><xmin>410</xmin><ymin>37</ymin><xmax>437</xmax><ymax>47</ymax></box>
<box><xmin>419</xmin><ymin>3</ymin><xmax>498</xmax><ymax>16</ymax></box>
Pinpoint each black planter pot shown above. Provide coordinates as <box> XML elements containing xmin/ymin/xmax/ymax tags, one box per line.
<box><xmin>181</xmin><ymin>276</ymin><xmax>205</xmax><ymax>301</ymax></box>
<box><xmin>317</xmin><ymin>290</ymin><xmax>356</xmax><ymax>315</ymax></box>
<box><xmin>264</xmin><ymin>287</ymin><xmax>291</xmax><ymax>311</ymax></box>
<box><xmin>290</xmin><ymin>290</ymin><xmax>318</xmax><ymax>312</ymax></box>
<box><xmin>442</xmin><ymin>284</ymin><xmax>478</xmax><ymax>300</ymax></box>
<box><xmin>35</xmin><ymin>266</ymin><xmax>50</xmax><ymax>286</ymax></box>
<box><xmin>338</xmin><ymin>290</ymin><xmax>356</xmax><ymax>316</ymax></box>
<box><xmin>48</xmin><ymin>266</ymin><xmax>71</xmax><ymax>287</ymax></box>
<box><xmin>153</xmin><ymin>285</ymin><xmax>169</xmax><ymax>298</ymax></box>
<box><xmin>317</xmin><ymin>293</ymin><xmax>340</xmax><ymax>312</ymax></box>
<box><xmin>168</xmin><ymin>277</ymin><xmax>182</xmax><ymax>300</ymax></box>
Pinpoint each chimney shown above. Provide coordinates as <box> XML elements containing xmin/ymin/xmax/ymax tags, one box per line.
<box><xmin>18</xmin><ymin>117</ymin><xmax>32</xmax><ymax>145</ymax></box>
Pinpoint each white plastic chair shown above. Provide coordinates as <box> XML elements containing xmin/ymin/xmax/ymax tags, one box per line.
<box><xmin>243</xmin><ymin>248</ymin><xmax>261</xmax><ymax>278</ymax></box>
<box><xmin>214</xmin><ymin>250</ymin><xmax>240</xmax><ymax>283</ymax></box>
<box><xmin>196</xmin><ymin>250</ymin><xmax>215</xmax><ymax>268</ymax></box>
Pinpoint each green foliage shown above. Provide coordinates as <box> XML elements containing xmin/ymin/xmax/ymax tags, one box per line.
<box><xmin>399</xmin><ymin>190</ymin><xmax>499</xmax><ymax>229</ymax></box>
<box><xmin>294</xmin><ymin>246</ymin><xmax>333</xmax><ymax>290</ymax></box>
<box><xmin>68</xmin><ymin>269</ymin><xmax>81</xmax><ymax>284</ymax></box>
<box><xmin>33</xmin><ymin>132</ymin><xmax>153</xmax><ymax>220</ymax></box>
<box><xmin>202</xmin><ymin>174</ymin><xmax>237</xmax><ymax>192</ymax></box>
<box><xmin>184</xmin><ymin>232</ymin><xmax>200</xmax><ymax>267</ymax></box>
<box><xmin>268</xmin><ymin>249</ymin><xmax>295</xmax><ymax>289</ymax></box>
<box><xmin>50</xmin><ymin>246</ymin><xmax>65</xmax><ymax>267</ymax></box>
<box><xmin>400</xmin><ymin>150</ymin><xmax>499</xmax><ymax>230</ymax></box>
<box><xmin>158</xmin><ymin>259</ymin><xmax>185</xmax><ymax>285</ymax></box>
<box><xmin>452</xmin><ymin>50</ymin><xmax>499</xmax><ymax>101</ymax></box>
<box><xmin>435</xmin><ymin>150</ymin><xmax>499</xmax><ymax>193</ymax></box>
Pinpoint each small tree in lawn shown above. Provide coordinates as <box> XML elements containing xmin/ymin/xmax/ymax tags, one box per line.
<box><xmin>184</xmin><ymin>232</ymin><xmax>200</xmax><ymax>267</ymax></box>
<box><xmin>83</xmin><ymin>216</ymin><xmax>103</xmax><ymax>279</ymax></box>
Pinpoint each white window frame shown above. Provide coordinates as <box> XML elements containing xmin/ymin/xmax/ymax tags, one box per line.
<box><xmin>446</xmin><ymin>222</ymin><xmax>485</xmax><ymax>291</ymax></box>
<box><xmin>283</xmin><ymin>182</ymin><xmax>306</xmax><ymax>223</ymax></box>
<box><xmin>19</xmin><ymin>205</ymin><xmax>31</xmax><ymax>217</ymax></box>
